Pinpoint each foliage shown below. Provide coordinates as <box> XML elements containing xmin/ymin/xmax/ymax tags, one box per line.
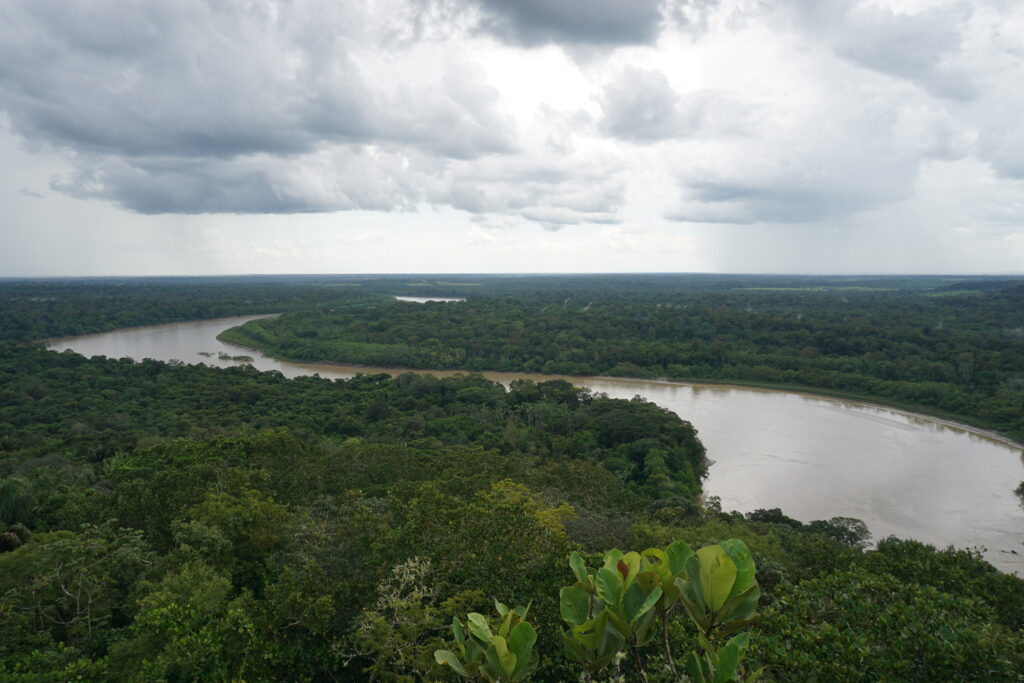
<box><xmin>560</xmin><ymin>540</ymin><xmax>761</xmax><ymax>682</ymax></box>
<box><xmin>0</xmin><ymin>275</ymin><xmax>387</xmax><ymax>344</ymax></box>
<box><xmin>217</xmin><ymin>274</ymin><xmax>1024</xmax><ymax>442</ymax></box>
<box><xmin>1</xmin><ymin>276</ymin><xmax>1023</xmax><ymax>680</ymax></box>
<box><xmin>0</xmin><ymin>347</ymin><xmax>704</xmax><ymax>504</ymax></box>
<box><xmin>349</xmin><ymin>557</ymin><xmax>466</xmax><ymax>680</ymax></box>
<box><xmin>435</xmin><ymin>601</ymin><xmax>539</xmax><ymax>682</ymax></box>
<box><xmin>748</xmin><ymin>570</ymin><xmax>1024</xmax><ymax>681</ymax></box>
<box><xmin>0</xmin><ymin>476</ymin><xmax>35</xmax><ymax>525</ymax></box>
<box><xmin>856</xmin><ymin>537</ymin><xmax>1024</xmax><ymax>630</ymax></box>
<box><xmin>0</xmin><ymin>522</ymin><xmax>156</xmax><ymax>672</ymax></box>
<box><xmin>108</xmin><ymin>562</ymin><xmax>262</xmax><ymax>681</ymax></box>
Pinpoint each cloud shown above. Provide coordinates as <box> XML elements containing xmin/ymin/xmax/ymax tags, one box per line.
<box><xmin>471</xmin><ymin>0</ymin><xmax>665</xmax><ymax>47</ymax></box>
<box><xmin>409</xmin><ymin>0</ymin><xmax>724</xmax><ymax>49</ymax></box>
<box><xmin>962</xmin><ymin>5</ymin><xmax>1024</xmax><ymax>179</ymax></box>
<box><xmin>786</xmin><ymin>1</ymin><xmax>1024</xmax><ymax>182</ymax></box>
<box><xmin>1</xmin><ymin>0</ymin><xmax>1021</xmax><ymax>251</ymax></box>
<box><xmin>791</xmin><ymin>1</ymin><xmax>975</xmax><ymax>100</ymax></box>
<box><xmin>598</xmin><ymin>67</ymin><xmax>757</xmax><ymax>142</ymax></box>
<box><xmin>665</xmin><ymin>82</ymin><xmax>939</xmax><ymax>224</ymax></box>
<box><xmin>436</xmin><ymin>153</ymin><xmax>625</xmax><ymax>230</ymax></box>
<box><xmin>0</xmin><ymin>0</ymin><xmax>517</xmax><ymax>213</ymax></box>
<box><xmin>51</xmin><ymin>146</ymin><xmax>424</xmax><ymax>215</ymax></box>
<box><xmin>599</xmin><ymin>68</ymin><xmax>682</xmax><ymax>141</ymax></box>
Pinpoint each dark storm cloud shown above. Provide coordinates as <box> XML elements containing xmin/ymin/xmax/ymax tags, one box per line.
<box><xmin>0</xmin><ymin>0</ymin><xmax>517</xmax><ymax>213</ymax></box>
<box><xmin>0</xmin><ymin>2</ymin><xmax>359</xmax><ymax>159</ymax></box>
<box><xmin>670</xmin><ymin>182</ymin><xmax>877</xmax><ymax>224</ymax></box>
<box><xmin>53</xmin><ymin>163</ymin><xmax>316</xmax><ymax>215</ymax></box>
<box><xmin>50</xmin><ymin>148</ymin><xmax>425</xmax><ymax>215</ymax></box>
<box><xmin>472</xmin><ymin>0</ymin><xmax>664</xmax><ymax>47</ymax></box>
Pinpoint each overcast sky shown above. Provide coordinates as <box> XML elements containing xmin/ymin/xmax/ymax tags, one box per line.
<box><xmin>1</xmin><ymin>0</ymin><xmax>1022</xmax><ymax>276</ymax></box>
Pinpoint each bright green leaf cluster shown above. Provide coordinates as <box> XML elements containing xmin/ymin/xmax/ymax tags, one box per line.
<box><xmin>677</xmin><ymin>539</ymin><xmax>761</xmax><ymax>639</ymax></box>
<box><xmin>561</xmin><ymin>539</ymin><xmax>761</xmax><ymax>681</ymax></box>
<box><xmin>685</xmin><ymin>632</ymin><xmax>755</xmax><ymax>683</ymax></box>
<box><xmin>435</xmin><ymin>600</ymin><xmax>539</xmax><ymax>682</ymax></box>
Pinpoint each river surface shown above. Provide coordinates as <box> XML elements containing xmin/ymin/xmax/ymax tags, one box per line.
<box><xmin>49</xmin><ymin>315</ymin><xmax>1024</xmax><ymax>574</ymax></box>
<box><xmin>394</xmin><ymin>296</ymin><xmax>467</xmax><ymax>303</ymax></box>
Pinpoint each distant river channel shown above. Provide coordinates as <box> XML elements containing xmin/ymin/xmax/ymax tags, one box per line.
<box><xmin>49</xmin><ymin>314</ymin><xmax>1024</xmax><ymax>574</ymax></box>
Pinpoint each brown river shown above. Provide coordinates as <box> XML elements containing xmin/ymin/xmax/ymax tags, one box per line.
<box><xmin>49</xmin><ymin>314</ymin><xmax>1024</xmax><ymax>574</ymax></box>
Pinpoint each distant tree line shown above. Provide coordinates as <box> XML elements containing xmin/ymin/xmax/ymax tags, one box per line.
<box><xmin>223</xmin><ymin>279</ymin><xmax>1024</xmax><ymax>442</ymax></box>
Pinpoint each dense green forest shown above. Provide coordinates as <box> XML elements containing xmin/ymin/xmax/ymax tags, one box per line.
<box><xmin>0</xmin><ymin>276</ymin><xmax>389</xmax><ymax>343</ymax></box>
<box><xmin>2</xmin><ymin>276</ymin><xmax>1023</xmax><ymax>680</ymax></box>
<box><xmin>221</xmin><ymin>275</ymin><xmax>1024</xmax><ymax>443</ymax></box>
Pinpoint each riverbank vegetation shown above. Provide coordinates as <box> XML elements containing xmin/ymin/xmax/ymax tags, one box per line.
<box><xmin>0</xmin><ymin>275</ymin><xmax>385</xmax><ymax>343</ymax></box>
<box><xmin>220</xmin><ymin>275</ymin><xmax>1024</xmax><ymax>443</ymax></box>
<box><xmin>1</xmin><ymin>276</ymin><xmax>1023</xmax><ymax>679</ymax></box>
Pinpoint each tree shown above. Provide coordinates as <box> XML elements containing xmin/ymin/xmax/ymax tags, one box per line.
<box><xmin>1</xmin><ymin>477</ymin><xmax>35</xmax><ymax>552</ymax></box>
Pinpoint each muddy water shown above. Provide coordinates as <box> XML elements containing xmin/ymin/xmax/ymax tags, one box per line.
<box><xmin>49</xmin><ymin>315</ymin><xmax>1024</xmax><ymax>573</ymax></box>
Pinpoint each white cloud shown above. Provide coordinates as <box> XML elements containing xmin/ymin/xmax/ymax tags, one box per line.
<box><xmin>0</xmin><ymin>0</ymin><xmax>1021</xmax><ymax>274</ymax></box>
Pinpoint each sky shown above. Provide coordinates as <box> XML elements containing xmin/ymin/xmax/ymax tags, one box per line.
<box><xmin>1</xmin><ymin>0</ymin><xmax>1023</xmax><ymax>276</ymax></box>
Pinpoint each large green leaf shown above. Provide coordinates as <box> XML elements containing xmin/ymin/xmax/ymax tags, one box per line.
<box><xmin>713</xmin><ymin>632</ymin><xmax>750</xmax><ymax>683</ymax></box>
<box><xmin>623</xmin><ymin>580</ymin><xmax>661</xmax><ymax>624</ymax></box>
<box><xmin>513</xmin><ymin>601</ymin><xmax>531</xmax><ymax>622</ymax></box>
<box><xmin>641</xmin><ymin>549</ymin><xmax>670</xmax><ymax>584</ymax></box>
<box><xmin>666</xmin><ymin>540</ymin><xmax>694</xmax><ymax>574</ymax></box>
<box><xmin>713</xmin><ymin>644</ymin><xmax>739</xmax><ymax>682</ymax></box>
<box><xmin>685</xmin><ymin>650</ymin><xmax>711</xmax><ymax>683</ymax></box>
<box><xmin>601</xmin><ymin>548</ymin><xmax>624</xmax><ymax>571</ymax></box>
<box><xmin>435</xmin><ymin>650</ymin><xmax>469</xmax><ymax>677</ymax></box>
<box><xmin>452</xmin><ymin>617</ymin><xmax>467</xmax><ymax>655</ymax></box>
<box><xmin>560</xmin><ymin>585</ymin><xmax>590</xmax><ymax>627</ymax></box>
<box><xmin>508</xmin><ymin>622</ymin><xmax>538</xmax><ymax>680</ymax></box>
<box><xmin>571</xmin><ymin>610</ymin><xmax>624</xmax><ymax>655</ymax></box>
<box><xmin>569</xmin><ymin>551</ymin><xmax>590</xmax><ymax>587</ymax></box>
<box><xmin>466</xmin><ymin>638</ymin><xmax>484</xmax><ymax>664</ymax></box>
<box><xmin>697</xmin><ymin>545</ymin><xmax>737</xmax><ymax>613</ymax></box>
<box><xmin>562</xmin><ymin>630</ymin><xmax>586</xmax><ymax>662</ymax></box>
<box><xmin>487</xmin><ymin>636</ymin><xmax>517</xmax><ymax>678</ymax></box>
<box><xmin>570</xmin><ymin>611</ymin><xmax>608</xmax><ymax>651</ymax></box>
<box><xmin>677</xmin><ymin>582</ymin><xmax>710</xmax><ymax>630</ymax></box>
<box><xmin>467</xmin><ymin>612</ymin><xmax>492</xmax><ymax>643</ymax></box>
<box><xmin>635</xmin><ymin>570</ymin><xmax>661</xmax><ymax>597</ymax></box>
<box><xmin>498</xmin><ymin>609</ymin><xmax>515</xmax><ymax>639</ymax></box>
<box><xmin>595</xmin><ymin>567</ymin><xmax>623</xmax><ymax>608</ymax></box>
<box><xmin>719</xmin><ymin>539</ymin><xmax>756</xmax><ymax>598</ymax></box>
<box><xmin>676</xmin><ymin>556</ymin><xmax>708</xmax><ymax>627</ymax></box>
<box><xmin>635</xmin><ymin>584</ymin><xmax>663</xmax><ymax>625</ymax></box>
<box><xmin>718</xmin><ymin>582</ymin><xmax>761</xmax><ymax>625</ymax></box>
<box><xmin>619</xmin><ymin>551</ymin><xmax>642</xmax><ymax>590</ymax></box>
<box><xmin>642</xmin><ymin>547</ymin><xmax>668</xmax><ymax>568</ymax></box>
<box><xmin>566</xmin><ymin>610</ymin><xmax>626</xmax><ymax>673</ymax></box>
<box><xmin>605</xmin><ymin>608</ymin><xmax>635</xmax><ymax>641</ymax></box>
<box><xmin>642</xmin><ymin>549</ymin><xmax>681</xmax><ymax>610</ymax></box>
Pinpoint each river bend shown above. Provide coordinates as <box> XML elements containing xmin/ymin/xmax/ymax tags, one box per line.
<box><xmin>48</xmin><ymin>315</ymin><xmax>1024</xmax><ymax>574</ymax></box>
